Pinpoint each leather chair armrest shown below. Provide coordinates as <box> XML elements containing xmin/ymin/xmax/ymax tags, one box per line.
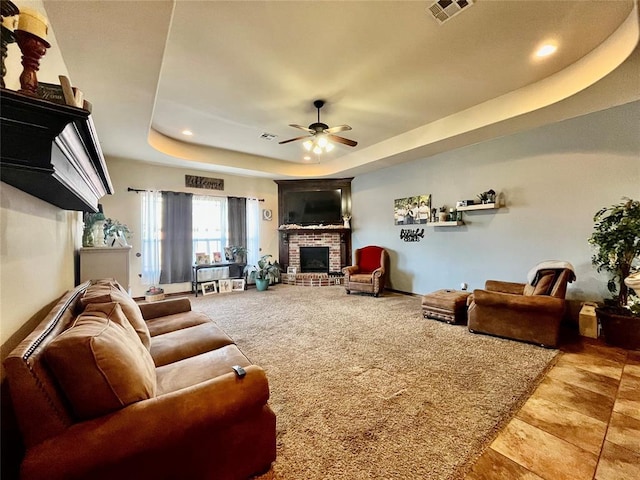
<box><xmin>473</xmin><ymin>289</ymin><xmax>565</xmax><ymax>314</ymax></box>
<box><xmin>372</xmin><ymin>267</ymin><xmax>384</xmax><ymax>278</ymax></box>
<box><xmin>138</xmin><ymin>297</ymin><xmax>192</xmax><ymax>320</ymax></box>
<box><xmin>22</xmin><ymin>365</ymin><xmax>270</xmax><ymax>480</ymax></box>
<box><xmin>485</xmin><ymin>280</ymin><xmax>526</xmax><ymax>295</ymax></box>
<box><xmin>342</xmin><ymin>266</ymin><xmax>359</xmax><ymax>276</ymax></box>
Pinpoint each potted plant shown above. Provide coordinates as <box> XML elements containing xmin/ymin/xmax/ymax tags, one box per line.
<box><xmin>438</xmin><ymin>206</ymin><xmax>448</xmax><ymax>222</ymax></box>
<box><xmin>104</xmin><ymin>218</ymin><xmax>132</xmax><ymax>247</ymax></box>
<box><xmin>247</xmin><ymin>254</ymin><xmax>281</xmax><ymax>291</ymax></box>
<box><xmin>588</xmin><ymin>197</ymin><xmax>640</xmax><ymax>349</ymax></box>
<box><xmin>229</xmin><ymin>245</ymin><xmax>248</xmax><ymax>263</ymax></box>
<box><xmin>82</xmin><ymin>212</ymin><xmax>106</xmax><ymax>247</ymax></box>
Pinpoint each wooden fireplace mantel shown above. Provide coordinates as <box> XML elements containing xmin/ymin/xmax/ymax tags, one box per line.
<box><xmin>0</xmin><ymin>88</ymin><xmax>113</xmax><ymax>212</ymax></box>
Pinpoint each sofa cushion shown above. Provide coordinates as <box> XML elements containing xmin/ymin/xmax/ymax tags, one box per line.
<box><xmin>150</xmin><ymin>322</ymin><xmax>234</xmax><ymax>367</ymax></box>
<box><xmin>146</xmin><ymin>311</ymin><xmax>212</xmax><ymax>337</ymax></box>
<box><xmin>523</xmin><ymin>271</ymin><xmax>556</xmax><ymax>296</ymax></box>
<box><xmin>155</xmin><ymin>344</ymin><xmax>250</xmax><ymax>395</ymax></box>
<box><xmin>80</xmin><ymin>279</ymin><xmax>151</xmax><ymax>349</ymax></box>
<box><xmin>44</xmin><ymin>304</ymin><xmax>156</xmax><ymax>421</ymax></box>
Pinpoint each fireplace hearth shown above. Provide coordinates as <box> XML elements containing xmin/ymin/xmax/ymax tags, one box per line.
<box><xmin>300</xmin><ymin>247</ymin><xmax>329</xmax><ymax>273</ymax></box>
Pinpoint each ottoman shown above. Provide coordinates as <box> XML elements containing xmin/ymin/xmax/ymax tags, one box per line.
<box><xmin>422</xmin><ymin>289</ymin><xmax>471</xmax><ymax>325</ymax></box>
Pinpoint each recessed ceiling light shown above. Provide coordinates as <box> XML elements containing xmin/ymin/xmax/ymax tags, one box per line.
<box><xmin>182</xmin><ymin>129</ymin><xmax>193</xmax><ymax>136</ymax></box>
<box><xmin>535</xmin><ymin>43</ymin><xmax>557</xmax><ymax>58</ymax></box>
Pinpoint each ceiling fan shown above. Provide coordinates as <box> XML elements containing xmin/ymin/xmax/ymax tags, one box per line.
<box><xmin>279</xmin><ymin>100</ymin><xmax>357</xmax><ymax>153</ymax></box>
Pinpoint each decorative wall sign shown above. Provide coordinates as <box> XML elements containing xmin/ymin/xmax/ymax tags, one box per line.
<box><xmin>394</xmin><ymin>194</ymin><xmax>431</xmax><ymax>225</ymax></box>
<box><xmin>400</xmin><ymin>228</ymin><xmax>425</xmax><ymax>242</ymax></box>
<box><xmin>185</xmin><ymin>174</ymin><xmax>224</xmax><ymax>191</ymax></box>
<box><xmin>262</xmin><ymin>209</ymin><xmax>273</xmax><ymax>221</ymax></box>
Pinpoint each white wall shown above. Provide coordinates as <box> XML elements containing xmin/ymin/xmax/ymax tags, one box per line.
<box><xmin>351</xmin><ymin>101</ymin><xmax>640</xmax><ymax>302</ymax></box>
<box><xmin>0</xmin><ymin>184</ymin><xmax>80</xmax><ymax>354</ymax></box>
<box><xmin>1</xmin><ymin>1</ymin><xmax>79</xmax><ymax>361</ymax></box>
<box><xmin>100</xmin><ymin>158</ymin><xmax>280</xmax><ymax>297</ymax></box>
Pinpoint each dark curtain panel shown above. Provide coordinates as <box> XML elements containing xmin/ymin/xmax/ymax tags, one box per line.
<box><xmin>228</xmin><ymin>196</ymin><xmax>247</xmax><ymax>250</ymax></box>
<box><xmin>160</xmin><ymin>192</ymin><xmax>193</xmax><ymax>284</ymax></box>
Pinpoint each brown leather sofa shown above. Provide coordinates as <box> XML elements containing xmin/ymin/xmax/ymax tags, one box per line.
<box><xmin>467</xmin><ymin>264</ymin><xmax>575</xmax><ymax>348</ymax></box>
<box><xmin>4</xmin><ymin>279</ymin><xmax>276</xmax><ymax>480</ymax></box>
<box><xmin>342</xmin><ymin>245</ymin><xmax>389</xmax><ymax>297</ymax></box>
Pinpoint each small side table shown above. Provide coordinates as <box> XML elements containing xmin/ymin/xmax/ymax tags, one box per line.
<box><xmin>422</xmin><ymin>289</ymin><xmax>471</xmax><ymax>325</ymax></box>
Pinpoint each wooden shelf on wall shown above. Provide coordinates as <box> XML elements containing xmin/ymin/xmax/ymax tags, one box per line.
<box><xmin>457</xmin><ymin>203</ymin><xmax>499</xmax><ymax>211</ymax></box>
<box><xmin>0</xmin><ymin>88</ymin><xmax>113</xmax><ymax>212</ymax></box>
<box><xmin>427</xmin><ymin>221</ymin><xmax>464</xmax><ymax>227</ymax></box>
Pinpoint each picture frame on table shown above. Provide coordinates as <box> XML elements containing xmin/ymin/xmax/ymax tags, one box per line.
<box><xmin>213</xmin><ymin>251</ymin><xmax>222</xmax><ymax>263</ymax></box>
<box><xmin>201</xmin><ymin>281</ymin><xmax>217</xmax><ymax>296</ymax></box>
<box><xmin>196</xmin><ymin>252</ymin><xmax>210</xmax><ymax>265</ymax></box>
<box><xmin>231</xmin><ymin>279</ymin><xmax>245</xmax><ymax>291</ymax></box>
<box><xmin>218</xmin><ymin>279</ymin><xmax>233</xmax><ymax>293</ymax></box>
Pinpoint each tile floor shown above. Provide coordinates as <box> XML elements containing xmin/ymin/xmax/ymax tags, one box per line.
<box><xmin>466</xmin><ymin>338</ymin><xmax>640</xmax><ymax>480</ymax></box>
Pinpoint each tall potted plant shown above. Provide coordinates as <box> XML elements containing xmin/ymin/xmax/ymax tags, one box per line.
<box><xmin>247</xmin><ymin>254</ymin><xmax>281</xmax><ymax>291</ymax></box>
<box><xmin>588</xmin><ymin>197</ymin><xmax>640</xmax><ymax>349</ymax></box>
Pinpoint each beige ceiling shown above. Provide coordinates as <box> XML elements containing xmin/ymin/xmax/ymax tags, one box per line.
<box><xmin>44</xmin><ymin>1</ymin><xmax>639</xmax><ymax>179</ymax></box>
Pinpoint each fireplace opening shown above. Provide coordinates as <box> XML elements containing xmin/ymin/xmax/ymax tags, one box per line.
<box><xmin>300</xmin><ymin>247</ymin><xmax>330</xmax><ymax>273</ymax></box>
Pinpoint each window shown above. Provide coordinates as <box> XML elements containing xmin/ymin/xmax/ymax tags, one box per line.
<box><xmin>192</xmin><ymin>195</ymin><xmax>228</xmax><ymax>259</ymax></box>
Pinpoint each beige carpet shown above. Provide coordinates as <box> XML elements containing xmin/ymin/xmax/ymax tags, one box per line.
<box><xmin>192</xmin><ymin>285</ymin><xmax>557</xmax><ymax>479</ymax></box>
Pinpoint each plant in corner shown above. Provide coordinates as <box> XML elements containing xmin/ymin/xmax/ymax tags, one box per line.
<box><xmin>588</xmin><ymin>197</ymin><xmax>640</xmax><ymax>349</ymax></box>
<box><xmin>247</xmin><ymin>254</ymin><xmax>281</xmax><ymax>291</ymax></box>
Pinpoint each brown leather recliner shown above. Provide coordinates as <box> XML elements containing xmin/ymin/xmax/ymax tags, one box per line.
<box><xmin>342</xmin><ymin>246</ymin><xmax>389</xmax><ymax>297</ymax></box>
<box><xmin>467</xmin><ymin>262</ymin><xmax>576</xmax><ymax>348</ymax></box>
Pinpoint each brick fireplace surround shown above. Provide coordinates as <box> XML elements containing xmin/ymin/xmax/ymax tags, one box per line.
<box><xmin>287</xmin><ymin>232</ymin><xmax>342</xmax><ymax>272</ymax></box>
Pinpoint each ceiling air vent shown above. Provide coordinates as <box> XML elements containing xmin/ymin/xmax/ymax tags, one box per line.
<box><xmin>260</xmin><ymin>133</ymin><xmax>277</xmax><ymax>141</ymax></box>
<box><xmin>427</xmin><ymin>0</ymin><xmax>474</xmax><ymax>25</ymax></box>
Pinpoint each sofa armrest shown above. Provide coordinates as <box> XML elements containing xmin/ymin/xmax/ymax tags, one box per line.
<box><xmin>138</xmin><ymin>297</ymin><xmax>192</xmax><ymax>320</ymax></box>
<box><xmin>22</xmin><ymin>365</ymin><xmax>270</xmax><ymax>480</ymax></box>
<box><xmin>472</xmin><ymin>289</ymin><xmax>565</xmax><ymax>315</ymax></box>
<box><xmin>485</xmin><ymin>280</ymin><xmax>526</xmax><ymax>295</ymax></box>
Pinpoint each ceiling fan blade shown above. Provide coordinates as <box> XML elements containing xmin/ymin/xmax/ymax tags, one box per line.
<box><xmin>289</xmin><ymin>124</ymin><xmax>314</xmax><ymax>133</ymax></box>
<box><xmin>328</xmin><ymin>134</ymin><xmax>357</xmax><ymax>147</ymax></box>
<box><xmin>279</xmin><ymin>135</ymin><xmax>311</xmax><ymax>145</ymax></box>
<box><xmin>324</xmin><ymin>124</ymin><xmax>352</xmax><ymax>134</ymax></box>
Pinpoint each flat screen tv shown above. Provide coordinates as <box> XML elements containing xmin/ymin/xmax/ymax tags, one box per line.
<box><xmin>283</xmin><ymin>189</ymin><xmax>342</xmax><ymax>225</ymax></box>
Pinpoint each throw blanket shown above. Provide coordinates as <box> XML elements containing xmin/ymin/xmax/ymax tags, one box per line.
<box><xmin>527</xmin><ymin>260</ymin><xmax>576</xmax><ymax>285</ymax></box>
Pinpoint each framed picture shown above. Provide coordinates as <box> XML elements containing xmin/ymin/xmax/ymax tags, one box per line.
<box><xmin>231</xmin><ymin>279</ymin><xmax>245</xmax><ymax>291</ymax></box>
<box><xmin>224</xmin><ymin>247</ymin><xmax>234</xmax><ymax>261</ymax></box>
<box><xmin>196</xmin><ymin>252</ymin><xmax>210</xmax><ymax>265</ymax></box>
<box><xmin>213</xmin><ymin>251</ymin><xmax>222</xmax><ymax>263</ymax></box>
<box><xmin>218</xmin><ymin>278</ymin><xmax>233</xmax><ymax>293</ymax></box>
<box><xmin>262</xmin><ymin>209</ymin><xmax>273</xmax><ymax>221</ymax></box>
<box><xmin>287</xmin><ymin>266</ymin><xmax>297</xmax><ymax>274</ymax></box>
<box><xmin>201</xmin><ymin>281</ymin><xmax>217</xmax><ymax>296</ymax></box>
<box><xmin>394</xmin><ymin>194</ymin><xmax>431</xmax><ymax>225</ymax></box>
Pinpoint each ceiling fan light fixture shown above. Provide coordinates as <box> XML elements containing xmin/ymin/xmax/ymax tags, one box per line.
<box><xmin>303</xmin><ymin>140</ymin><xmax>313</xmax><ymax>151</ymax></box>
<box><xmin>317</xmin><ymin>135</ymin><xmax>328</xmax><ymax>148</ymax></box>
<box><xmin>325</xmin><ymin>142</ymin><xmax>334</xmax><ymax>152</ymax></box>
<box><xmin>313</xmin><ymin>145</ymin><xmax>322</xmax><ymax>155</ymax></box>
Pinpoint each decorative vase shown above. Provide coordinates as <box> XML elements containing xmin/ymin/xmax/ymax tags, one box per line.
<box><xmin>438</xmin><ymin>212</ymin><xmax>448</xmax><ymax>222</ymax></box>
<box><xmin>255</xmin><ymin>278</ymin><xmax>270</xmax><ymax>291</ymax></box>
<box><xmin>92</xmin><ymin>223</ymin><xmax>106</xmax><ymax>247</ymax></box>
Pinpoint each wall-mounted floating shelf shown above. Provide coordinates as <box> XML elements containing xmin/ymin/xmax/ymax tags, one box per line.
<box><xmin>457</xmin><ymin>203</ymin><xmax>499</xmax><ymax>211</ymax></box>
<box><xmin>428</xmin><ymin>221</ymin><xmax>464</xmax><ymax>227</ymax></box>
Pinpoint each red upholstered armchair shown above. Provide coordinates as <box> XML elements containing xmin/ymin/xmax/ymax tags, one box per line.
<box><xmin>342</xmin><ymin>246</ymin><xmax>389</xmax><ymax>297</ymax></box>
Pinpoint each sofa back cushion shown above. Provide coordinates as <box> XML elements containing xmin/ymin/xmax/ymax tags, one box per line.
<box><xmin>523</xmin><ymin>271</ymin><xmax>556</xmax><ymax>296</ymax></box>
<box><xmin>44</xmin><ymin>303</ymin><xmax>157</xmax><ymax>421</ymax></box>
<box><xmin>80</xmin><ymin>279</ymin><xmax>151</xmax><ymax>349</ymax></box>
